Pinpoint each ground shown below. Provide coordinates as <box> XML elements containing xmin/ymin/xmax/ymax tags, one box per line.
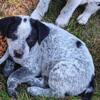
<box><xmin>0</xmin><ymin>0</ymin><xmax>100</xmax><ymax>100</ymax></box>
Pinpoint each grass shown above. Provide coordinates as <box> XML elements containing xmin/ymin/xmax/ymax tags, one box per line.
<box><xmin>0</xmin><ymin>0</ymin><xmax>100</xmax><ymax>100</ymax></box>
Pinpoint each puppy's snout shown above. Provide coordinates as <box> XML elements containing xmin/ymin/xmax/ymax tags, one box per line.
<box><xmin>14</xmin><ymin>50</ymin><xmax>23</xmax><ymax>58</ymax></box>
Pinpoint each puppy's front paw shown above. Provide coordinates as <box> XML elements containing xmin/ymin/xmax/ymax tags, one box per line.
<box><xmin>8</xmin><ymin>88</ymin><xmax>18</xmax><ymax>98</ymax></box>
<box><xmin>7</xmin><ymin>79</ymin><xmax>18</xmax><ymax>98</ymax></box>
<box><xmin>27</xmin><ymin>87</ymin><xmax>38</xmax><ymax>96</ymax></box>
<box><xmin>77</xmin><ymin>13</ymin><xmax>90</xmax><ymax>25</ymax></box>
<box><xmin>56</xmin><ymin>16</ymin><xmax>69</xmax><ymax>27</ymax></box>
<box><xmin>27</xmin><ymin>86</ymin><xmax>45</xmax><ymax>96</ymax></box>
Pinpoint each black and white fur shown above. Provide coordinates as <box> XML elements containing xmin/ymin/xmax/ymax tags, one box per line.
<box><xmin>0</xmin><ymin>16</ymin><xmax>95</xmax><ymax>99</ymax></box>
<box><xmin>31</xmin><ymin>0</ymin><xmax>100</xmax><ymax>27</ymax></box>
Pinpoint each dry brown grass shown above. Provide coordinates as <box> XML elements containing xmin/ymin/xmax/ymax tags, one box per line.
<box><xmin>0</xmin><ymin>0</ymin><xmax>38</xmax><ymax>16</ymax></box>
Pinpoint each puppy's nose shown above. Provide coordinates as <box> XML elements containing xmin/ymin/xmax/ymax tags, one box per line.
<box><xmin>14</xmin><ymin>50</ymin><xmax>23</xmax><ymax>58</ymax></box>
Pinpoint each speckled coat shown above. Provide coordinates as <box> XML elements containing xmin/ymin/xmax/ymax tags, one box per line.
<box><xmin>27</xmin><ymin>23</ymin><xmax>95</xmax><ymax>97</ymax></box>
<box><xmin>0</xmin><ymin>16</ymin><xmax>95</xmax><ymax>99</ymax></box>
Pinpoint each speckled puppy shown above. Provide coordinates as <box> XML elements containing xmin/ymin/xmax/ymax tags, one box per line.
<box><xmin>0</xmin><ymin>16</ymin><xmax>95</xmax><ymax>99</ymax></box>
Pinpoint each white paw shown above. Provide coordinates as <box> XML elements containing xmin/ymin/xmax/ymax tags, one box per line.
<box><xmin>56</xmin><ymin>16</ymin><xmax>69</xmax><ymax>27</ymax></box>
<box><xmin>77</xmin><ymin>13</ymin><xmax>90</xmax><ymax>25</ymax></box>
<box><xmin>27</xmin><ymin>87</ymin><xmax>37</xmax><ymax>96</ymax></box>
<box><xmin>31</xmin><ymin>11</ymin><xmax>42</xmax><ymax>20</ymax></box>
<box><xmin>27</xmin><ymin>86</ymin><xmax>44</xmax><ymax>96</ymax></box>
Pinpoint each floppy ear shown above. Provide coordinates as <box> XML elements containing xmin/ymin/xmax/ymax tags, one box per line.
<box><xmin>30</xmin><ymin>19</ymin><xmax>50</xmax><ymax>44</ymax></box>
<box><xmin>0</xmin><ymin>16</ymin><xmax>21</xmax><ymax>37</ymax></box>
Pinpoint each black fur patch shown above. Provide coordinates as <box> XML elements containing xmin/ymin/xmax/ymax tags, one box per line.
<box><xmin>43</xmin><ymin>76</ymin><xmax>50</xmax><ymax>88</ymax></box>
<box><xmin>0</xmin><ymin>16</ymin><xmax>21</xmax><ymax>38</ymax></box>
<box><xmin>30</xmin><ymin>18</ymin><xmax>50</xmax><ymax>44</ymax></box>
<box><xmin>26</xmin><ymin>27</ymin><xmax>38</xmax><ymax>49</ymax></box>
<box><xmin>8</xmin><ymin>33</ymin><xmax>18</xmax><ymax>41</ymax></box>
<box><xmin>76</xmin><ymin>41</ymin><xmax>82</xmax><ymax>48</ymax></box>
<box><xmin>7</xmin><ymin>17</ymin><xmax>21</xmax><ymax>40</ymax></box>
<box><xmin>88</xmin><ymin>75</ymin><xmax>95</xmax><ymax>90</ymax></box>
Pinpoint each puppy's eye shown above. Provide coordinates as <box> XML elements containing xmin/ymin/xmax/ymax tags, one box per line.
<box><xmin>98</xmin><ymin>3</ymin><xmax>100</xmax><ymax>6</ymax></box>
<box><xmin>7</xmin><ymin>33</ymin><xmax>17</xmax><ymax>41</ymax></box>
<box><xmin>26</xmin><ymin>33</ymin><xmax>37</xmax><ymax>48</ymax></box>
<box><xmin>97</xmin><ymin>2</ymin><xmax>100</xmax><ymax>6</ymax></box>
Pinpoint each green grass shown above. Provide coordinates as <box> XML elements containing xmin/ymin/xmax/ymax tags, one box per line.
<box><xmin>0</xmin><ymin>0</ymin><xmax>100</xmax><ymax>99</ymax></box>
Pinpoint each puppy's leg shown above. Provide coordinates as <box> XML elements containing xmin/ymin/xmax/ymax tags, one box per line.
<box><xmin>27</xmin><ymin>86</ymin><xmax>63</xmax><ymax>97</ymax></box>
<box><xmin>3</xmin><ymin>57</ymin><xmax>15</xmax><ymax>77</ymax></box>
<box><xmin>28</xmin><ymin>61</ymin><xmax>94</xmax><ymax>98</ymax></box>
<box><xmin>31</xmin><ymin>0</ymin><xmax>51</xmax><ymax>20</ymax></box>
<box><xmin>7</xmin><ymin>67</ymin><xmax>37</xmax><ymax>97</ymax></box>
<box><xmin>27</xmin><ymin>76</ymin><xmax>64</xmax><ymax>97</ymax></box>
<box><xmin>27</xmin><ymin>61</ymin><xmax>70</xmax><ymax>98</ymax></box>
<box><xmin>27</xmin><ymin>77</ymin><xmax>45</xmax><ymax>88</ymax></box>
<box><xmin>27</xmin><ymin>77</ymin><xmax>94</xmax><ymax>99</ymax></box>
<box><xmin>56</xmin><ymin>0</ymin><xmax>82</xmax><ymax>27</ymax></box>
<box><xmin>77</xmin><ymin>2</ymin><xmax>100</xmax><ymax>25</ymax></box>
<box><xmin>27</xmin><ymin>86</ymin><xmax>53</xmax><ymax>97</ymax></box>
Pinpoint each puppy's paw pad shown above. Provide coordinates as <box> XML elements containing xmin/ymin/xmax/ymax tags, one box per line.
<box><xmin>77</xmin><ymin>14</ymin><xmax>88</xmax><ymax>25</ymax></box>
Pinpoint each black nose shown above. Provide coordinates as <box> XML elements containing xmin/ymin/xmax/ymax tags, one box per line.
<box><xmin>14</xmin><ymin>50</ymin><xmax>23</xmax><ymax>58</ymax></box>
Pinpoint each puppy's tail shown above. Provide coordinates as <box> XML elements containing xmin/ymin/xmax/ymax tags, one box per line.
<box><xmin>0</xmin><ymin>48</ymin><xmax>9</xmax><ymax>64</ymax></box>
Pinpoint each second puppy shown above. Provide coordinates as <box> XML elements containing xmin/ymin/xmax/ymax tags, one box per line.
<box><xmin>31</xmin><ymin>0</ymin><xmax>100</xmax><ymax>27</ymax></box>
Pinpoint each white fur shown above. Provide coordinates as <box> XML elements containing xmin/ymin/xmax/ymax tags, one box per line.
<box><xmin>5</xmin><ymin>16</ymin><xmax>94</xmax><ymax>98</ymax></box>
<box><xmin>31</xmin><ymin>0</ymin><xmax>51</xmax><ymax>20</ymax></box>
<box><xmin>77</xmin><ymin>2</ymin><xmax>100</xmax><ymax>24</ymax></box>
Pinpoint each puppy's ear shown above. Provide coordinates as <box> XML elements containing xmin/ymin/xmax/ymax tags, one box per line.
<box><xmin>30</xmin><ymin>19</ymin><xmax>50</xmax><ymax>44</ymax></box>
<box><xmin>0</xmin><ymin>16</ymin><xmax>21</xmax><ymax>37</ymax></box>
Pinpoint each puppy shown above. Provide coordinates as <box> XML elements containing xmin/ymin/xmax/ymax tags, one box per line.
<box><xmin>0</xmin><ymin>16</ymin><xmax>95</xmax><ymax>99</ymax></box>
<box><xmin>31</xmin><ymin>0</ymin><xmax>100</xmax><ymax>27</ymax></box>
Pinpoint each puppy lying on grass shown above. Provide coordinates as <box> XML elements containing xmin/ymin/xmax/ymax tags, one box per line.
<box><xmin>31</xmin><ymin>0</ymin><xmax>100</xmax><ymax>27</ymax></box>
<box><xmin>0</xmin><ymin>16</ymin><xmax>95</xmax><ymax>100</ymax></box>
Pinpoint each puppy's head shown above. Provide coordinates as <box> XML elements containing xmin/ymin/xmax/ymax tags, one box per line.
<box><xmin>0</xmin><ymin>16</ymin><xmax>50</xmax><ymax>61</ymax></box>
